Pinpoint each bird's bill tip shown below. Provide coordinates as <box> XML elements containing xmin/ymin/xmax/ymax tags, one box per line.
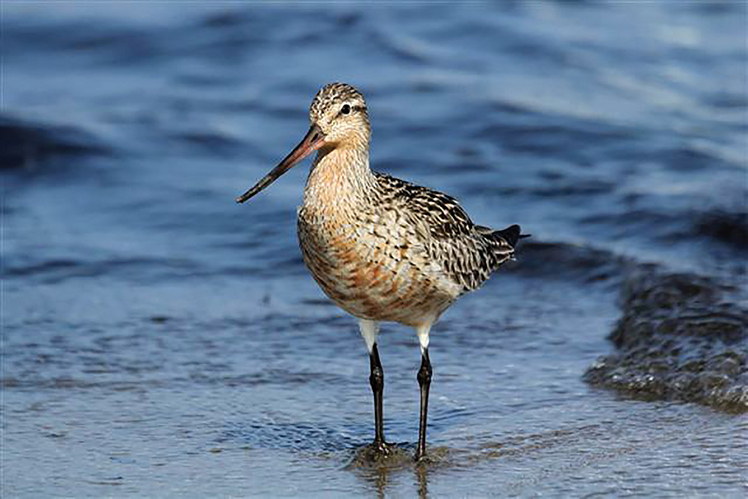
<box><xmin>236</xmin><ymin>124</ymin><xmax>326</xmax><ymax>204</ymax></box>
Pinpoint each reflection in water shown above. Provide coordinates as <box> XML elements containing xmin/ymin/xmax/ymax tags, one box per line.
<box><xmin>360</xmin><ymin>461</ymin><xmax>432</xmax><ymax>499</ymax></box>
<box><xmin>415</xmin><ymin>463</ymin><xmax>429</xmax><ymax>499</ymax></box>
<box><xmin>351</xmin><ymin>457</ymin><xmax>432</xmax><ymax>499</ymax></box>
<box><xmin>347</xmin><ymin>443</ymin><xmax>414</xmax><ymax>498</ymax></box>
<box><xmin>348</xmin><ymin>443</ymin><xmax>451</xmax><ymax>499</ymax></box>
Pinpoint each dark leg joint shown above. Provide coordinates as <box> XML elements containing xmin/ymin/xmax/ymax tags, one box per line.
<box><xmin>369</xmin><ymin>367</ymin><xmax>384</xmax><ymax>391</ymax></box>
<box><xmin>417</xmin><ymin>350</ymin><xmax>432</xmax><ymax>386</ymax></box>
<box><xmin>369</xmin><ymin>346</ymin><xmax>384</xmax><ymax>391</ymax></box>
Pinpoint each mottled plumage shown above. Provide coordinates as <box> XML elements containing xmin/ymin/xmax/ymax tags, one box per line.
<box><xmin>369</xmin><ymin>172</ymin><xmax>518</xmax><ymax>293</ymax></box>
<box><xmin>237</xmin><ymin>82</ymin><xmax>525</xmax><ymax>461</ymax></box>
<box><xmin>298</xmin><ymin>170</ymin><xmax>519</xmax><ymax>325</ymax></box>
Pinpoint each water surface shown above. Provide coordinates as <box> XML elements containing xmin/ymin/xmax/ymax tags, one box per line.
<box><xmin>3</xmin><ymin>2</ymin><xmax>747</xmax><ymax>497</ymax></box>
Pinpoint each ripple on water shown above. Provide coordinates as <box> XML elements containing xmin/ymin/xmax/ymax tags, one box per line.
<box><xmin>0</xmin><ymin>115</ymin><xmax>111</xmax><ymax>171</ymax></box>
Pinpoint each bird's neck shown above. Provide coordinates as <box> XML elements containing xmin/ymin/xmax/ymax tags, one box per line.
<box><xmin>303</xmin><ymin>145</ymin><xmax>375</xmax><ymax>212</ymax></box>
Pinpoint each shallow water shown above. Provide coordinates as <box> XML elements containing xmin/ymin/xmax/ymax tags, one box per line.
<box><xmin>3</xmin><ymin>2</ymin><xmax>747</xmax><ymax>497</ymax></box>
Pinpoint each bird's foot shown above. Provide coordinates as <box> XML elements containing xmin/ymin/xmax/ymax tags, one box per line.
<box><xmin>414</xmin><ymin>445</ymin><xmax>449</xmax><ymax>466</ymax></box>
<box><xmin>371</xmin><ymin>438</ymin><xmax>393</xmax><ymax>457</ymax></box>
<box><xmin>349</xmin><ymin>441</ymin><xmax>413</xmax><ymax>469</ymax></box>
<box><xmin>354</xmin><ymin>439</ymin><xmax>395</xmax><ymax>464</ymax></box>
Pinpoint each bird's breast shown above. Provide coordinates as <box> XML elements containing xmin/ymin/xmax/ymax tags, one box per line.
<box><xmin>297</xmin><ymin>205</ymin><xmax>457</xmax><ymax>326</ymax></box>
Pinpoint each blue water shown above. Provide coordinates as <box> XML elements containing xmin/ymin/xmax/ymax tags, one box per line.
<box><xmin>3</xmin><ymin>2</ymin><xmax>746</xmax><ymax>497</ymax></box>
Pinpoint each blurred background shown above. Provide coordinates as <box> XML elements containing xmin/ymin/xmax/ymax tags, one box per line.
<box><xmin>3</xmin><ymin>1</ymin><xmax>746</xmax><ymax>497</ymax></box>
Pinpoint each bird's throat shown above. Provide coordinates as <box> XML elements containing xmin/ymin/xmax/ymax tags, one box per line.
<box><xmin>303</xmin><ymin>147</ymin><xmax>374</xmax><ymax>212</ymax></box>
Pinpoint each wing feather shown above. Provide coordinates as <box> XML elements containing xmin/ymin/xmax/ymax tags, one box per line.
<box><xmin>372</xmin><ymin>172</ymin><xmax>518</xmax><ymax>293</ymax></box>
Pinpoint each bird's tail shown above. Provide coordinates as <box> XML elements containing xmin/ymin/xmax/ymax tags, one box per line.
<box><xmin>492</xmin><ymin>224</ymin><xmax>530</xmax><ymax>248</ymax></box>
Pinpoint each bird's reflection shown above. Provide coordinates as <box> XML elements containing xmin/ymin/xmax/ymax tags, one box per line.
<box><xmin>348</xmin><ymin>444</ymin><xmax>444</xmax><ymax>499</ymax></box>
<box><xmin>351</xmin><ymin>462</ymin><xmax>431</xmax><ymax>499</ymax></box>
<box><xmin>415</xmin><ymin>462</ymin><xmax>430</xmax><ymax>499</ymax></box>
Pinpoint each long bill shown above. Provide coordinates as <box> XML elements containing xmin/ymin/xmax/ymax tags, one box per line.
<box><xmin>236</xmin><ymin>124</ymin><xmax>326</xmax><ymax>204</ymax></box>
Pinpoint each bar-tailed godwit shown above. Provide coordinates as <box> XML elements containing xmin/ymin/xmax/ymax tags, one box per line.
<box><xmin>237</xmin><ymin>83</ymin><xmax>525</xmax><ymax>461</ymax></box>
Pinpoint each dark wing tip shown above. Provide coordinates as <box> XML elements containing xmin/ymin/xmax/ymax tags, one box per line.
<box><xmin>493</xmin><ymin>224</ymin><xmax>528</xmax><ymax>247</ymax></box>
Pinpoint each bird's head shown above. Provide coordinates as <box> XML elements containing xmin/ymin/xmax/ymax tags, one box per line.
<box><xmin>236</xmin><ymin>82</ymin><xmax>369</xmax><ymax>204</ymax></box>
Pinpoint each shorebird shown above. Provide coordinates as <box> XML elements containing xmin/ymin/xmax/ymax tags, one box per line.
<box><xmin>236</xmin><ymin>83</ymin><xmax>525</xmax><ymax>461</ymax></box>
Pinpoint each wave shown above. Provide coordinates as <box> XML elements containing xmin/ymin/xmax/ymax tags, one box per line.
<box><xmin>584</xmin><ymin>270</ymin><xmax>748</xmax><ymax>413</ymax></box>
<box><xmin>0</xmin><ymin>114</ymin><xmax>111</xmax><ymax>172</ymax></box>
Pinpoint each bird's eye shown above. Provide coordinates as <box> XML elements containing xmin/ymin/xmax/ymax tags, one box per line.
<box><xmin>341</xmin><ymin>104</ymin><xmax>351</xmax><ymax>115</ymax></box>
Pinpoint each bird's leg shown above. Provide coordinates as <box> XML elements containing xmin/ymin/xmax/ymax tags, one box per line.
<box><xmin>369</xmin><ymin>343</ymin><xmax>387</xmax><ymax>452</ymax></box>
<box><xmin>358</xmin><ymin>319</ymin><xmax>388</xmax><ymax>455</ymax></box>
<box><xmin>415</xmin><ymin>348</ymin><xmax>432</xmax><ymax>461</ymax></box>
